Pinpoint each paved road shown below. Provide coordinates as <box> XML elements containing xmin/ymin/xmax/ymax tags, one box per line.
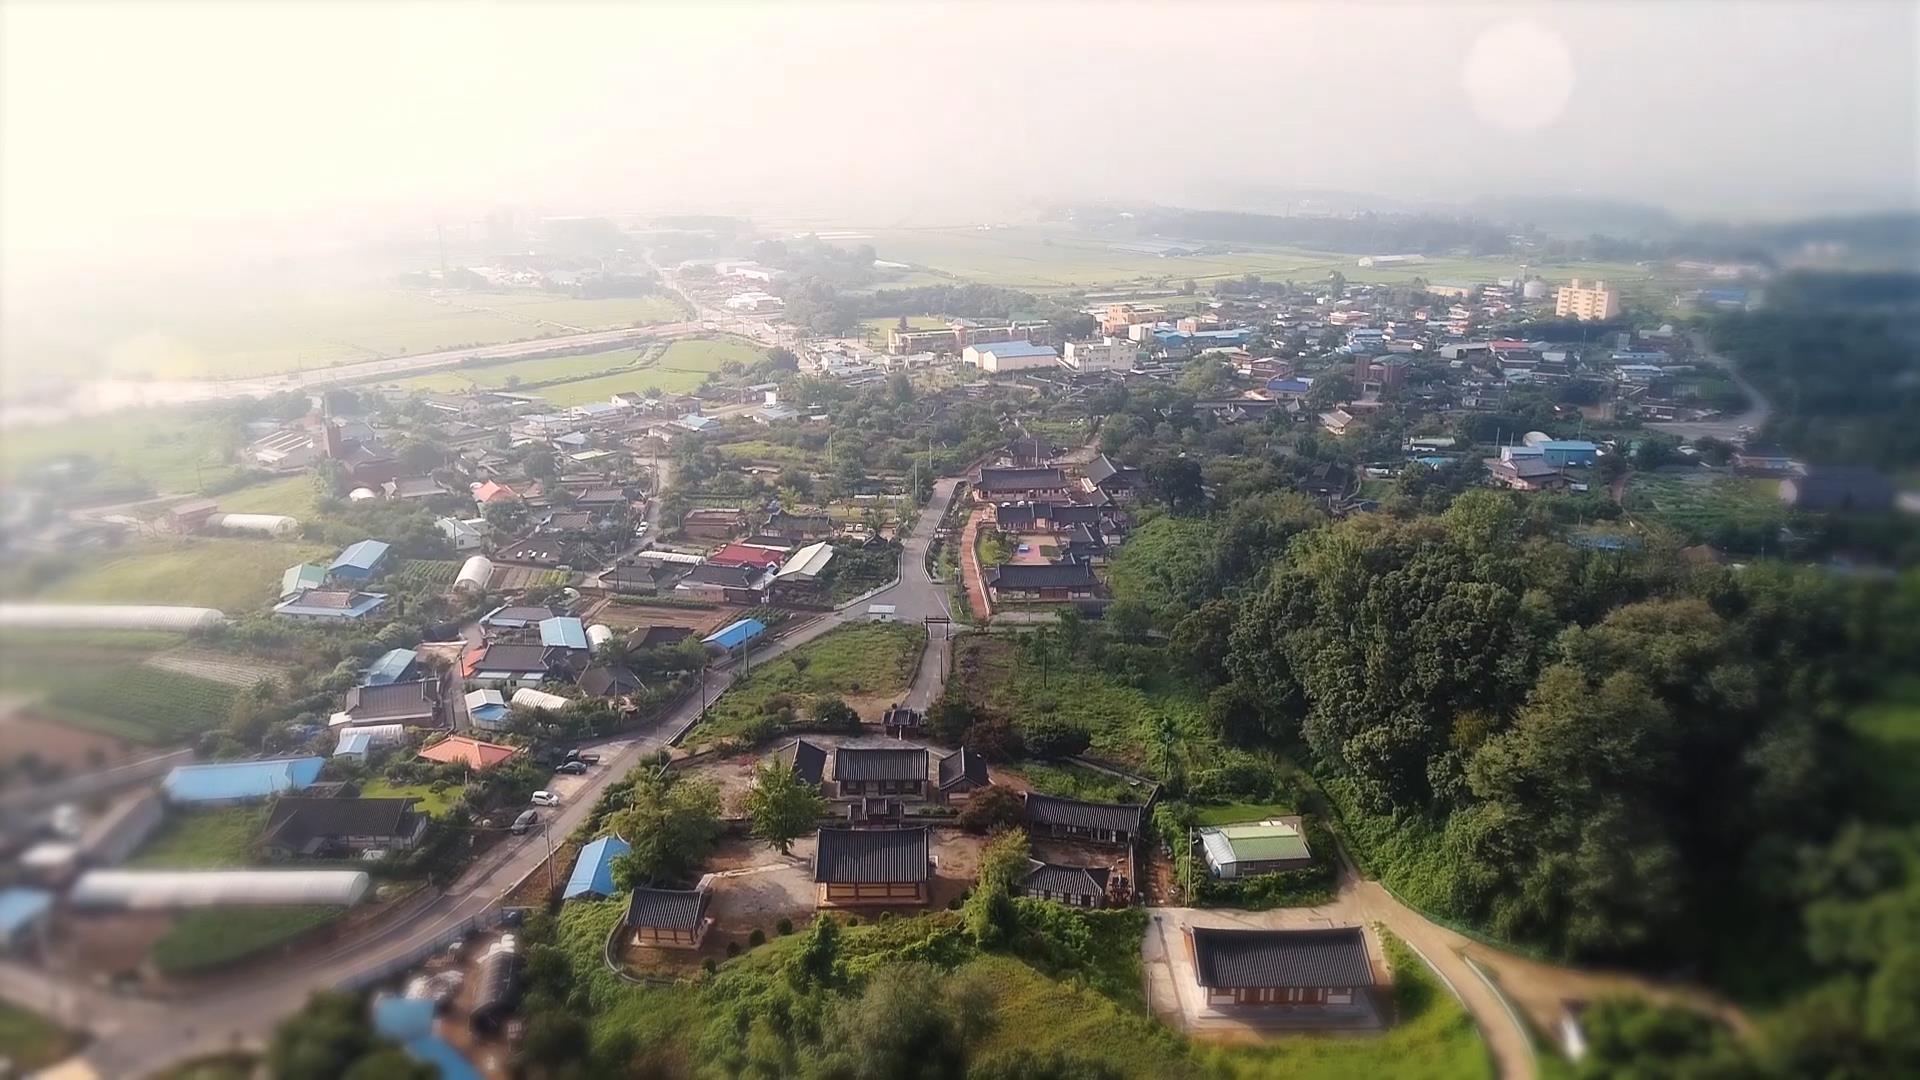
<box><xmin>8</xmin><ymin>471</ymin><xmax>961</xmax><ymax>1079</ymax></box>
<box><xmin>1645</xmin><ymin>334</ymin><xmax>1773</xmax><ymax>443</ymax></box>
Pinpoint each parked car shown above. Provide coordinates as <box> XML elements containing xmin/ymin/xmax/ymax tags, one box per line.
<box><xmin>555</xmin><ymin>762</ymin><xmax>587</xmax><ymax>775</ymax></box>
<box><xmin>565</xmin><ymin>749</ymin><xmax>601</xmax><ymax>765</ymax></box>
<box><xmin>511</xmin><ymin>809</ymin><xmax>538</xmax><ymax>834</ymax></box>
<box><xmin>530</xmin><ymin>790</ymin><xmax>560</xmax><ymax>807</ymax></box>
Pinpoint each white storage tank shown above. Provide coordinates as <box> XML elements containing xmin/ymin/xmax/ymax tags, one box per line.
<box><xmin>455</xmin><ymin>556</ymin><xmax>494</xmax><ymax>592</ymax></box>
<box><xmin>0</xmin><ymin>603</ymin><xmax>227</xmax><ymax>632</ymax></box>
<box><xmin>207</xmin><ymin>513</ymin><xmax>301</xmax><ymax>537</ymax></box>
<box><xmin>1523</xmin><ymin>278</ymin><xmax>1549</xmax><ymax>300</ymax></box>
<box><xmin>511</xmin><ymin>687</ymin><xmax>573</xmax><ymax>712</ymax></box>
<box><xmin>585</xmin><ymin>624</ymin><xmax>613</xmax><ymax>650</ymax></box>
<box><xmin>348</xmin><ymin>487</ymin><xmax>379</xmax><ymax>502</ymax></box>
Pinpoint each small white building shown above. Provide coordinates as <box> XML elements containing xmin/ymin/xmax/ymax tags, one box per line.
<box><xmin>438</xmin><ymin>516</ymin><xmax>487</xmax><ymax>552</ymax></box>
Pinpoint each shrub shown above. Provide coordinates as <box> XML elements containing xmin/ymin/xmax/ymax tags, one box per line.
<box><xmin>703</xmin><ymin>958</ymin><xmax>717</xmax><ymax>974</ymax></box>
<box><xmin>965</xmin><ymin>717</ymin><xmax>1024</xmax><ymax>762</ymax></box>
<box><xmin>956</xmin><ymin>784</ymin><xmax>1024</xmax><ymax>834</ymax></box>
<box><xmin>1025</xmin><ymin>717</ymin><xmax>1091</xmax><ymax>760</ymax></box>
<box><xmin>748</xmin><ymin>928</ymin><xmax>766</xmax><ymax>947</ymax></box>
<box><xmin>776</xmin><ymin>918</ymin><xmax>794</xmax><ymax>936</ymax></box>
<box><xmin>428</xmin><ymin>779</ymin><xmax>450</xmax><ymax>795</ymax></box>
<box><xmin>726</xmin><ymin>941</ymin><xmax>741</xmax><ymax>958</ymax></box>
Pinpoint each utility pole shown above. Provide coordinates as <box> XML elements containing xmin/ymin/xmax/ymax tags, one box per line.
<box><xmin>543</xmin><ymin>820</ymin><xmax>556</xmax><ymax>894</ymax></box>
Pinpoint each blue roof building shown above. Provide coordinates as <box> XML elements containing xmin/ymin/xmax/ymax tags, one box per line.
<box><xmin>330</xmin><ymin>540</ymin><xmax>392</xmax><ymax>581</ymax></box>
<box><xmin>164</xmin><ymin>756</ymin><xmax>326</xmax><ymax>804</ymax></box>
<box><xmin>1540</xmin><ymin>440</ymin><xmax>1599</xmax><ymax>468</ymax></box>
<box><xmin>363</xmin><ymin>648</ymin><xmax>419</xmax><ymax>687</ymax></box>
<box><xmin>971</xmin><ymin>340</ymin><xmax>1055</xmax><ymax>360</ymax></box>
<box><xmin>539</xmin><ymin>616</ymin><xmax>590</xmax><ymax>651</ymax></box>
<box><xmin>564</xmin><ymin>836</ymin><xmax>631</xmax><ymax>900</ymax></box>
<box><xmin>273</xmin><ymin>590</ymin><xmax>389</xmax><ymax>621</ymax></box>
<box><xmin>372</xmin><ymin>995</ymin><xmax>437</xmax><ymax>1042</ymax></box>
<box><xmin>406</xmin><ymin>1037</ymin><xmax>483</xmax><ymax>1080</ymax></box>
<box><xmin>1266</xmin><ymin>376</ymin><xmax>1314</xmax><ymax>397</ymax></box>
<box><xmin>0</xmin><ymin>887</ymin><xmax>53</xmax><ymax>949</ymax></box>
<box><xmin>464</xmin><ymin>689</ymin><xmax>511</xmax><ymax>730</ymax></box>
<box><xmin>703</xmin><ymin>618</ymin><xmax>767</xmax><ymax>652</ymax></box>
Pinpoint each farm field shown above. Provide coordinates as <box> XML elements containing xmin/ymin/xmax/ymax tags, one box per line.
<box><xmin>10</xmin><ymin>287</ymin><xmax>692</xmax><ymax>382</ymax></box>
<box><xmin>0</xmin><ymin>406</ymin><xmax>239</xmax><ymax>491</ymax></box>
<box><xmin>387</xmin><ymin>335</ymin><xmax>765</xmax><ymax>405</ymax></box>
<box><xmin>41</xmin><ymin>537</ymin><xmax>334</xmax><ymax>612</ymax></box>
<box><xmin>0</xmin><ymin>640</ymin><xmax>242</xmax><ymax>746</ymax></box>
<box><xmin>213</xmin><ymin>474</ymin><xmax>318</xmax><ymax>517</ymax></box>
<box><xmin>687</xmin><ymin>622</ymin><xmax>925</xmax><ymax>745</ymax></box>
<box><xmin>1623</xmin><ymin>468</ymin><xmax>1787</xmax><ymax>541</ymax></box>
<box><xmin>0</xmin><ymin>1002</ymin><xmax>77</xmax><ymax>1075</ymax></box>
<box><xmin>394</xmin><ymin>559</ymin><xmax>460</xmax><ymax>586</ymax></box>
<box><xmin>129</xmin><ymin>807</ymin><xmax>266</xmax><ymax>868</ymax></box>
<box><xmin>152</xmin><ymin>906</ymin><xmax>341</xmax><ymax>975</ymax></box>
<box><xmin>381</xmin><ymin>344</ymin><xmax>662</xmax><ymax>395</ymax></box>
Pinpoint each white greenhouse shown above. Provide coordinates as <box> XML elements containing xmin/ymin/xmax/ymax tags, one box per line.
<box><xmin>455</xmin><ymin>555</ymin><xmax>494</xmax><ymax>591</ymax></box>
<box><xmin>585</xmin><ymin>624</ymin><xmax>613</xmax><ymax>650</ymax></box>
<box><xmin>0</xmin><ymin>603</ymin><xmax>227</xmax><ymax>632</ymax></box>
<box><xmin>206</xmin><ymin>513</ymin><xmax>301</xmax><ymax>537</ymax></box>
<box><xmin>511</xmin><ymin>687</ymin><xmax>573</xmax><ymax>712</ymax></box>
<box><xmin>69</xmin><ymin>869</ymin><xmax>373</xmax><ymax>910</ymax></box>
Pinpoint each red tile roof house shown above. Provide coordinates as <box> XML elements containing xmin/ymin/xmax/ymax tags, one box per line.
<box><xmin>417</xmin><ymin>735</ymin><xmax>521</xmax><ymax>771</ymax></box>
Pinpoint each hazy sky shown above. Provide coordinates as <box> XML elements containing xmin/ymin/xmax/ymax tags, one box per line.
<box><xmin>3</xmin><ymin>0</ymin><xmax>1916</xmax><ymax>271</ymax></box>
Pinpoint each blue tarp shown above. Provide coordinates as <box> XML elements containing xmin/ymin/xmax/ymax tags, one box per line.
<box><xmin>163</xmin><ymin>756</ymin><xmax>325</xmax><ymax>803</ymax></box>
<box><xmin>372</xmin><ymin>995</ymin><xmax>436</xmax><ymax>1041</ymax></box>
<box><xmin>0</xmin><ymin>888</ymin><xmax>52</xmax><ymax>944</ymax></box>
<box><xmin>407</xmin><ymin>1036</ymin><xmax>484</xmax><ymax>1080</ymax></box>
<box><xmin>703</xmin><ymin>618</ymin><xmax>766</xmax><ymax>650</ymax></box>
<box><xmin>564</xmin><ymin>836</ymin><xmax>631</xmax><ymax>900</ymax></box>
<box><xmin>539</xmin><ymin>617</ymin><xmax>589</xmax><ymax>651</ymax></box>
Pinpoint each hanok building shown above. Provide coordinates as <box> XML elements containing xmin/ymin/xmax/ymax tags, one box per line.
<box><xmin>1185</xmin><ymin>926</ymin><xmax>1375</xmax><ymax>1010</ymax></box>
<box><xmin>1015</xmin><ymin>860</ymin><xmax>1113</xmax><ymax>909</ymax></box>
<box><xmin>626</xmin><ymin>883</ymin><xmax>714</xmax><ymax>949</ymax></box>
<box><xmin>258</xmin><ymin>796</ymin><xmax>426</xmax><ymax>859</ymax></box>
<box><xmin>833</xmin><ymin>747</ymin><xmax>929</xmax><ymax>800</ymax></box>
<box><xmin>935</xmin><ymin>748</ymin><xmax>991</xmax><ymax>804</ymax></box>
<box><xmin>974</xmin><ymin>466</ymin><xmax>1072</xmax><ymax>503</ymax></box>
<box><xmin>762</xmin><ymin>510</ymin><xmax>835</xmax><ymax>541</ymax></box>
<box><xmin>1023</xmin><ymin>792</ymin><xmax>1143</xmax><ymax>847</ymax></box>
<box><xmin>578</xmin><ymin>664</ymin><xmax>645</xmax><ymax>699</ymax></box>
<box><xmin>993</xmin><ymin>501</ymin><xmax>1107</xmax><ymax>534</ymax></box>
<box><xmin>1083</xmin><ymin>454</ymin><xmax>1142</xmax><ymax>502</ymax></box>
<box><xmin>983</xmin><ymin>562</ymin><xmax>1098</xmax><ymax>604</ymax></box>
<box><xmin>773</xmin><ymin>738</ymin><xmax>829</xmax><ymax>790</ymax></box>
<box><xmin>812</xmin><ymin>827</ymin><xmax>932</xmax><ymax>907</ymax></box>
<box><xmin>881</xmin><ymin>705</ymin><xmax>924</xmax><ymax>739</ymax></box>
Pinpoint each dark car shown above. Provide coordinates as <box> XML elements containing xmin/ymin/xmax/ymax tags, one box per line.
<box><xmin>556</xmin><ymin>761</ymin><xmax>588</xmax><ymax>775</ymax></box>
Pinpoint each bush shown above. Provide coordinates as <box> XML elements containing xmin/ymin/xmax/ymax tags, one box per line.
<box><xmin>748</xmin><ymin>928</ymin><xmax>766</xmax><ymax>947</ymax></box>
<box><xmin>1025</xmin><ymin>717</ymin><xmax>1091</xmax><ymax>760</ymax></box>
<box><xmin>810</xmin><ymin>696</ymin><xmax>860</xmax><ymax>732</ymax></box>
<box><xmin>703</xmin><ymin>958</ymin><xmax>717</xmax><ymax>974</ymax></box>
<box><xmin>956</xmin><ymin>784</ymin><xmax>1024</xmax><ymax>834</ymax></box>
<box><xmin>965</xmin><ymin>717</ymin><xmax>1025</xmax><ymax>762</ymax></box>
<box><xmin>776</xmin><ymin>918</ymin><xmax>794</xmax><ymax>936</ymax></box>
<box><xmin>726</xmin><ymin>941</ymin><xmax>741</xmax><ymax>958</ymax></box>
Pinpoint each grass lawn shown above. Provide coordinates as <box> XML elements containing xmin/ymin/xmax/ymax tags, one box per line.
<box><xmin>129</xmin><ymin>807</ymin><xmax>266</xmax><ymax>868</ymax></box>
<box><xmin>214</xmin><ymin>473</ymin><xmax>317</xmax><ymax>517</ymax></box>
<box><xmin>1844</xmin><ymin>676</ymin><xmax>1920</xmax><ymax>825</ymax></box>
<box><xmin>689</xmin><ymin>622</ymin><xmax>926</xmax><ymax>745</ymax></box>
<box><xmin>712</xmin><ymin>439</ymin><xmax>816</xmax><ymax>468</ymax></box>
<box><xmin>0</xmin><ymin>1002</ymin><xmax>78</xmax><ymax>1074</ymax></box>
<box><xmin>152</xmin><ymin>906</ymin><xmax>341</xmax><ymax>975</ymax></box>
<box><xmin>41</xmin><ymin>537</ymin><xmax>334</xmax><ymax>612</ymax></box>
<box><xmin>362</xmin><ymin>779</ymin><xmax>467</xmax><ymax>818</ymax></box>
<box><xmin>1192</xmin><ymin>802</ymin><xmax>1299</xmax><ymax>826</ymax></box>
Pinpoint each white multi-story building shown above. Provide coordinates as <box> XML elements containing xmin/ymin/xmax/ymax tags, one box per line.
<box><xmin>1060</xmin><ymin>338</ymin><xmax>1141</xmax><ymax>373</ymax></box>
<box><xmin>1555</xmin><ymin>279</ymin><xmax>1622</xmax><ymax>321</ymax></box>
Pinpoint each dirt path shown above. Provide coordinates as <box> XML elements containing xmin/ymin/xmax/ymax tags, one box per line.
<box><xmin>958</xmin><ymin>507</ymin><xmax>991</xmax><ymax>620</ymax></box>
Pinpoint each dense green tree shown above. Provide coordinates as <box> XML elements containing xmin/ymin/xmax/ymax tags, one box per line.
<box><xmin>609</xmin><ymin>772</ymin><xmax>723</xmax><ymax>888</ymax></box>
<box><xmin>745</xmin><ymin>757</ymin><xmax>827</xmax><ymax>855</ymax></box>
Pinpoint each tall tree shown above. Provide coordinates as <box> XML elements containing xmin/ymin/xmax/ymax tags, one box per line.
<box><xmin>744</xmin><ymin>757</ymin><xmax>826</xmax><ymax>855</ymax></box>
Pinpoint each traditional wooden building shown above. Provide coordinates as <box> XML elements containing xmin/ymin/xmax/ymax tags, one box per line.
<box><xmin>936</xmin><ymin>748</ymin><xmax>991</xmax><ymax>804</ymax></box>
<box><xmin>882</xmin><ymin>705</ymin><xmax>924</xmax><ymax>739</ymax></box>
<box><xmin>1023</xmin><ymin>792</ymin><xmax>1143</xmax><ymax>847</ymax></box>
<box><xmin>833</xmin><ymin>747</ymin><xmax>929</xmax><ymax>800</ymax></box>
<box><xmin>982</xmin><ymin>562</ymin><xmax>1098</xmax><ymax>604</ymax></box>
<box><xmin>1185</xmin><ymin>926</ymin><xmax>1375</xmax><ymax>1009</ymax></box>
<box><xmin>625</xmin><ymin>884</ymin><xmax>714</xmax><ymax>949</ymax></box>
<box><xmin>974</xmin><ymin>466</ymin><xmax>1072</xmax><ymax>503</ymax></box>
<box><xmin>1014</xmin><ymin>860</ymin><xmax>1112</xmax><ymax>909</ymax></box>
<box><xmin>813</xmin><ymin>827</ymin><xmax>931</xmax><ymax>907</ymax></box>
<box><xmin>772</xmin><ymin>738</ymin><xmax>828</xmax><ymax>789</ymax></box>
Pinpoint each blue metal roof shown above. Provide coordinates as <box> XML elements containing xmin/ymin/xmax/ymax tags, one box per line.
<box><xmin>363</xmin><ymin>648</ymin><xmax>418</xmax><ymax>686</ymax></box>
<box><xmin>163</xmin><ymin>756</ymin><xmax>325</xmax><ymax>803</ymax></box>
<box><xmin>539</xmin><ymin>616</ymin><xmax>589</xmax><ymax>650</ymax></box>
<box><xmin>973</xmin><ymin>340</ymin><xmax>1055</xmax><ymax>359</ymax></box>
<box><xmin>703</xmin><ymin>618</ymin><xmax>766</xmax><ymax>650</ymax></box>
<box><xmin>372</xmin><ymin>995</ymin><xmax>436</xmax><ymax>1041</ymax></box>
<box><xmin>1540</xmin><ymin>440</ymin><xmax>1598</xmax><ymax>452</ymax></box>
<box><xmin>0</xmin><ymin>887</ymin><xmax>52</xmax><ymax>940</ymax></box>
<box><xmin>406</xmin><ymin>1037</ymin><xmax>483</xmax><ymax>1080</ymax></box>
<box><xmin>564</xmin><ymin>835</ymin><xmax>631</xmax><ymax>900</ymax></box>
<box><xmin>331</xmin><ymin>539</ymin><xmax>391</xmax><ymax>573</ymax></box>
<box><xmin>334</xmin><ymin>729</ymin><xmax>376</xmax><ymax>757</ymax></box>
<box><xmin>1266</xmin><ymin>377</ymin><xmax>1313</xmax><ymax>394</ymax></box>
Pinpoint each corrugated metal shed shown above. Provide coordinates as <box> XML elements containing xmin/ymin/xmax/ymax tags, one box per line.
<box><xmin>330</xmin><ymin>539</ymin><xmax>392</xmax><ymax>575</ymax></box>
<box><xmin>362</xmin><ymin>648</ymin><xmax>419</xmax><ymax>687</ymax></box>
<box><xmin>538</xmin><ymin>617</ymin><xmax>589</xmax><ymax>651</ymax></box>
<box><xmin>564</xmin><ymin>836</ymin><xmax>631</xmax><ymax>900</ymax></box>
<box><xmin>163</xmin><ymin>757</ymin><xmax>325</xmax><ymax>803</ymax></box>
<box><xmin>703</xmin><ymin>618</ymin><xmax>766</xmax><ymax>650</ymax></box>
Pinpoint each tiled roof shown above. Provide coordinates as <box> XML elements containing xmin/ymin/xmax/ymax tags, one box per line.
<box><xmin>1019</xmin><ymin>860</ymin><xmax>1109</xmax><ymax>899</ymax></box>
<box><xmin>984</xmin><ymin>562</ymin><xmax>1097</xmax><ymax>589</ymax></box>
<box><xmin>977</xmin><ymin>467</ymin><xmax>1068</xmax><ymax>492</ymax></box>
<box><xmin>937</xmin><ymin>748</ymin><xmax>989</xmax><ymax>790</ymax></box>
<box><xmin>1188</xmin><ymin>927</ymin><xmax>1374</xmax><ymax>990</ymax></box>
<box><xmin>813</xmin><ymin>827</ymin><xmax>930</xmax><ymax>885</ymax></box>
<box><xmin>1023</xmin><ymin>792</ymin><xmax>1144</xmax><ymax>834</ymax></box>
<box><xmin>833</xmin><ymin>747</ymin><xmax>928</xmax><ymax>783</ymax></box>
<box><xmin>262</xmin><ymin>797</ymin><xmax>419</xmax><ymax>850</ymax></box>
<box><xmin>774</xmin><ymin>739</ymin><xmax>828</xmax><ymax>787</ymax></box>
<box><xmin>625</xmin><ymin>885</ymin><xmax>709</xmax><ymax>931</ymax></box>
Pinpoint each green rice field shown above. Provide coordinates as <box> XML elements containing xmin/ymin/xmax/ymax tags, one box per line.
<box><xmin>1622</xmin><ymin>469</ymin><xmax>1787</xmax><ymax>539</ymax></box>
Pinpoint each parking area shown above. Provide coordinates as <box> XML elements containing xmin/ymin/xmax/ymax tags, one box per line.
<box><xmin>1142</xmin><ymin>906</ymin><xmax>1387</xmax><ymax>1040</ymax></box>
